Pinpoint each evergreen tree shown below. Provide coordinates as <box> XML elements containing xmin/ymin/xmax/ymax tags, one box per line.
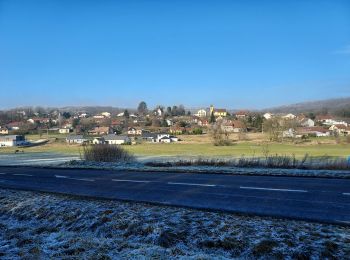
<box><xmin>137</xmin><ymin>101</ymin><xmax>148</xmax><ymax>115</ymax></box>
<box><xmin>209</xmin><ymin>112</ymin><xmax>216</xmax><ymax>123</ymax></box>
<box><xmin>124</xmin><ymin>109</ymin><xmax>130</xmax><ymax>118</ymax></box>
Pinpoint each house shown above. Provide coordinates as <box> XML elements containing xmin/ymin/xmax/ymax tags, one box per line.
<box><xmin>282</xmin><ymin>113</ymin><xmax>296</xmax><ymax>120</ymax></box>
<box><xmin>329</xmin><ymin>124</ymin><xmax>349</xmax><ymax>135</ymax></box>
<box><xmin>263</xmin><ymin>113</ymin><xmax>273</xmax><ymax>120</ymax></box>
<box><xmin>59</xmin><ymin>128</ymin><xmax>72</xmax><ymax>134</ymax></box>
<box><xmin>88</xmin><ymin>126</ymin><xmax>111</xmax><ymax>136</ymax></box>
<box><xmin>27</xmin><ymin>118</ymin><xmax>35</xmax><ymax>124</ymax></box>
<box><xmin>6</xmin><ymin>122</ymin><xmax>23</xmax><ymax>130</ymax></box>
<box><xmin>154</xmin><ymin>107</ymin><xmax>163</xmax><ymax>116</ymax></box>
<box><xmin>159</xmin><ymin>135</ymin><xmax>179</xmax><ymax>143</ymax></box>
<box><xmin>79</xmin><ymin>113</ymin><xmax>88</xmax><ymax>118</ymax></box>
<box><xmin>0</xmin><ymin>127</ymin><xmax>9</xmax><ymax>135</ymax></box>
<box><xmin>141</xmin><ymin>132</ymin><xmax>178</xmax><ymax>143</ymax></box>
<box><xmin>314</xmin><ymin>115</ymin><xmax>347</xmax><ymax>126</ymax></box>
<box><xmin>117</xmin><ymin>112</ymin><xmax>125</xmax><ymax>117</ymax></box>
<box><xmin>141</xmin><ymin>132</ymin><xmax>157</xmax><ymax>142</ymax></box>
<box><xmin>127</xmin><ymin>127</ymin><xmax>143</xmax><ymax>135</ymax></box>
<box><xmin>101</xmin><ymin>112</ymin><xmax>111</xmax><ymax>118</ymax></box>
<box><xmin>93</xmin><ymin>115</ymin><xmax>105</xmax><ymax>119</ymax></box>
<box><xmin>66</xmin><ymin>135</ymin><xmax>88</xmax><ymax>144</ymax></box>
<box><xmin>103</xmin><ymin>134</ymin><xmax>131</xmax><ymax>145</ymax></box>
<box><xmin>282</xmin><ymin>128</ymin><xmax>297</xmax><ymax>138</ymax></box>
<box><xmin>195</xmin><ymin>109</ymin><xmax>207</xmax><ymax>118</ymax></box>
<box><xmin>315</xmin><ymin>115</ymin><xmax>334</xmax><ymax>124</ymax></box>
<box><xmin>210</xmin><ymin>105</ymin><xmax>227</xmax><ymax>117</ymax></box>
<box><xmin>235</xmin><ymin>110</ymin><xmax>249</xmax><ymax>119</ymax></box>
<box><xmin>300</xmin><ymin>118</ymin><xmax>315</xmax><ymax>127</ymax></box>
<box><xmin>0</xmin><ymin>135</ymin><xmax>26</xmax><ymax>147</ymax></box>
<box><xmin>92</xmin><ymin>137</ymin><xmax>105</xmax><ymax>144</ymax></box>
<box><xmin>197</xmin><ymin>119</ymin><xmax>209</xmax><ymax>127</ymax></box>
<box><xmin>166</xmin><ymin>119</ymin><xmax>174</xmax><ymax>126</ymax></box>
<box><xmin>296</xmin><ymin>127</ymin><xmax>330</xmax><ymax>137</ymax></box>
<box><xmin>221</xmin><ymin>120</ymin><xmax>246</xmax><ymax>133</ymax></box>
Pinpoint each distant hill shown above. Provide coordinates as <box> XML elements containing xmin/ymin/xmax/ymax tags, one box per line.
<box><xmin>263</xmin><ymin>97</ymin><xmax>350</xmax><ymax>117</ymax></box>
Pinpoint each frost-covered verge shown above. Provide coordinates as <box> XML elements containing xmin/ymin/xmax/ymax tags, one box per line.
<box><xmin>61</xmin><ymin>160</ymin><xmax>350</xmax><ymax>179</ymax></box>
<box><xmin>0</xmin><ymin>189</ymin><xmax>349</xmax><ymax>259</ymax></box>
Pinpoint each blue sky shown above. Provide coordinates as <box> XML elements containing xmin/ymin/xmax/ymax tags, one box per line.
<box><xmin>0</xmin><ymin>0</ymin><xmax>349</xmax><ymax>109</ymax></box>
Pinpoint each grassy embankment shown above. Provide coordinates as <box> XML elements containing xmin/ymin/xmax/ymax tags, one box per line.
<box><xmin>0</xmin><ymin>133</ymin><xmax>349</xmax><ymax>158</ymax></box>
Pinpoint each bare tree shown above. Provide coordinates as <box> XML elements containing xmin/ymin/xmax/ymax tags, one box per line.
<box><xmin>211</xmin><ymin>120</ymin><xmax>232</xmax><ymax>146</ymax></box>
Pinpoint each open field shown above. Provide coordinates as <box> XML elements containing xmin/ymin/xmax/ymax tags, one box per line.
<box><xmin>0</xmin><ymin>133</ymin><xmax>349</xmax><ymax>158</ymax></box>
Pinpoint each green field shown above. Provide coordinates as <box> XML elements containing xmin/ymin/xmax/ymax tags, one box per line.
<box><xmin>1</xmin><ymin>140</ymin><xmax>349</xmax><ymax>158</ymax></box>
<box><xmin>125</xmin><ymin>142</ymin><xmax>350</xmax><ymax>158</ymax></box>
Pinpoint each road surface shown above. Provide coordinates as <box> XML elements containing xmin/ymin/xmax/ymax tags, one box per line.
<box><xmin>0</xmin><ymin>166</ymin><xmax>349</xmax><ymax>225</ymax></box>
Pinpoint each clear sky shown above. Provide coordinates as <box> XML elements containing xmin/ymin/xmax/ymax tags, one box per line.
<box><xmin>0</xmin><ymin>0</ymin><xmax>349</xmax><ymax>110</ymax></box>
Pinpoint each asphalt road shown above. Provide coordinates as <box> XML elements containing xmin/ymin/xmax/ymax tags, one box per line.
<box><xmin>0</xmin><ymin>166</ymin><xmax>349</xmax><ymax>225</ymax></box>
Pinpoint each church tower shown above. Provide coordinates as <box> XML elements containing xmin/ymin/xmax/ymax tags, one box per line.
<box><xmin>210</xmin><ymin>105</ymin><xmax>214</xmax><ymax>116</ymax></box>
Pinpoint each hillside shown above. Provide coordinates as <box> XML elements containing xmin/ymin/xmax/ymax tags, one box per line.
<box><xmin>263</xmin><ymin>97</ymin><xmax>350</xmax><ymax>116</ymax></box>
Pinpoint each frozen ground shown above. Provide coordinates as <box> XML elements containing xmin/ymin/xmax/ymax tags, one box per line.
<box><xmin>0</xmin><ymin>153</ymin><xmax>79</xmax><ymax>166</ymax></box>
<box><xmin>0</xmin><ymin>188</ymin><xmax>349</xmax><ymax>259</ymax></box>
<box><xmin>0</xmin><ymin>152</ymin><xmax>349</xmax><ymax>178</ymax></box>
<box><xmin>64</xmin><ymin>160</ymin><xmax>350</xmax><ymax>178</ymax></box>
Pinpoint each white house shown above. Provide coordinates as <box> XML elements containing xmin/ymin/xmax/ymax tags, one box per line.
<box><xmin>127</xmin><ymin>127</ymin><xmax>143</xmax><ymax>135</ymax></box>
<box><xmin>166</xmin><ymin>119</ymin><xmax>174</xmax><ymax>126</ymax></box>
<box><xmin>27</xmin><ymin>119</ymin><xmax>35</xmax><ymax>124</ymax></box>
<box><xmin>0</xmin><ymin>135</ymin><xmax>26</xmax><ymax>147</ymax></box>
<box><xmin>101</xmin><ymin>112</ymin><xmax>111</xmax><ymax>118</ymax></box>
<box><xmin>93</xmin><ymin>115</ymin><xmax>105</xmax><ymax>119</ymax></box>
<box><xmin>329</xmin><ymin>124</ymin><xmax>349</xmax><ymax>135</ymax></box>
<box><xmin>263</xmin><ymin>113</ymin><xmax>273</xmax><ymax>120</ymax></box>
<box><xmin>282</xmin><ymin>128</ymin><xmax>298</xmax><ymax>138</ymax></box>
<box><xmin>154</xmin><ymin>107</ymin><xmax>163</xmax><ymax>116</ymax></box>
<box><xmin>283</xmin><ymin>113</ymin><xmax>296</xmax><ymax>120</ymax></box>
<box><xmin>79</xmin><ymin>113</ymin><xmax>88</xmax><ymax>118</ymax></box>
<box><xmin>141</xmin><ymin>132</ymin><xmax>178</xmax><ymax>143</ymax></box>
<box><xmin>66</xmin><ymin>135</ymin><xmax>88</xmax><ymax>144</ymax></box>
<box><xmin>195</xmin><ymin>109</ymin><xmax>207</xmax><ymax>118</ymax></box>
<box><xmin>103</xmin><ymin>134</ymin><xmax>131</xmax><ymax>145</ymax></box>
<box><xmin>59</xmin><ymin>128</ymin><xmax>72</xmax><ymax>134</ymax></box>
<box><xmin>300</xmin><ymin>118</ymin><xmax>315</xmax><ymax>127</ymax></box>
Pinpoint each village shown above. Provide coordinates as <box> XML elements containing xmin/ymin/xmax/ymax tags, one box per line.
<box><xmin>0</xmin><ymin>102</ymin><xmax>349</xmax><ymax>148</ymax></box>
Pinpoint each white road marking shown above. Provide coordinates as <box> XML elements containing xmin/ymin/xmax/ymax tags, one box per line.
<box><xmin>13</xmin><ymin>174</ymin><xmax>33</xmax><ymax>177</ymax></box>
<box><xmin>112</xmin><ymin>179</ymin><xmax>151</xmax><ymax>183</ymax></box>
<box><xmin>55</xmin><ymin>175</ymin><xmax>94</xmax><ymax>182</ymax></box>
<box><xmin>167</xmin><ymin>182</ymin><xmax>216</xmax><ymax>187</ymax></box>
<box><xmin>240</xmin><ymin>186</ymin><xmax>308</xmax><ymax>193</ymax></box>
<box><xmin>68</xmin><ymin>178</ymin><xmax>95</xmax><ymax>182</ymax></box>
<box><xmin>55</xmin><ymin>175</ymin><xmax>69</xmax><ymax>179</ymax></box>
<box><xmin>0</xmin><ymin>173</ymin><xmax>7</xmax><ymax>175</ymax></box>
<box><xmin>343</xmin><ymin>193</ymin><xmax>350</xmax><ymax>196</ymax></box>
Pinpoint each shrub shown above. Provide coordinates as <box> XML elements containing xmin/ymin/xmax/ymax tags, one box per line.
<box><xmin>211</xmin><ymin>122</ymin><xmax>232</xmax><ymax>146</ymax></box>
<box><xmin>81</xmin><ymin>144</ymin><xmax>134</xmax><ymax>163</ymax></box>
